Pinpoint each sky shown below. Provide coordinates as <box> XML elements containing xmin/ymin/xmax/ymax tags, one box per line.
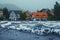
<box><xmin>0</xmin><ymin>0</ymin><xmax>60</xmax><ymax>12</ymax></box>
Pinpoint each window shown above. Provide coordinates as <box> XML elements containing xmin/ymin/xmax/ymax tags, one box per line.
<box><xmin>43</xmin><ymin>15</ymin><xmax>45</xmax><ymax>16</ymax></box>
<box><xmin>36</xmin><ymin>15</ymin><xmax>39</xmax><ymax>16</ymax></box>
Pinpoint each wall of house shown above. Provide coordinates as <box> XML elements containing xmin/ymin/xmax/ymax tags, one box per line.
<box><xmin>32</xmin><ymin>12</ymin><xmax>48</xmax><ymax>21</ymax></box>
<box><xmin>25</xmin><ymin>12</ymin><xmax>31</xmax><ymax>20</ymax></box>
<box><xmin>32</xmin><ymin>12</ymin><xmax>48</xmax><ymax>18</ymax></box>
<box><xmin>32</xmin><ymin>18</ymin><xmax>47</xmax><ymax>21</ymax></box>
<box><xmin>0</xmin><ymin>11</ymin><xmax>3</xmax><ymax>17</ymax></box>
<box><xmin>9</xmin><ymin>11</ymin><xmax>17</xmax><ymax>21</ymax></box>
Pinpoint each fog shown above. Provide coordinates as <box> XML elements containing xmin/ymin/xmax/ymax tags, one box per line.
<box><xmin>0</xmin><ymin>0</ymin><xmax>60</xmax><ymax>12</ymax></box>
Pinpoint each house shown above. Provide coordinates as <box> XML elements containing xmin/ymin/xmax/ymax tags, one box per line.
<box><xmin>25</xmin><ymin>11</ymin><xmax>32</xmax><ymax>20</ymax></box>
<box><xmin>40</xmin><ymin>8</ymin><xmax>55</xmax><ymax>16</ymax></box>
<box><xmin>0</xmin><ymin>9</ymin><xmax>3</xmax><ymax>18</ymax></box>
<box><xmin>32</xmin><ymin>12</ymin><xmax>48</xmax><ymax>21</ymax></box>
<box><xmin>9</xmin><ymin>10</ymin><xmax>20</xmax><ymax>21</ymax></box>
<box><xmin>50</xmin><ymin>9</ymin><xmax>54</xmax><ymax>15</ymax></box>
<box><xmin>0</xmin><ymin>9</ymin><xmax>4</xmax><ymax>20</ymax></box>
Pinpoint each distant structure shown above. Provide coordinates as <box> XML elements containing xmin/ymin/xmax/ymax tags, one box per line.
<box><xmin>32</xmin><ymin>12</ymin><xmax>48</xmax><ymax>21</ymax></box>
<box><xmin>9</xmin><ymin>10</ymin><xmax>20</xmax><ymax>21</ymax></box>
<box><xmin>0</xmin><ymin>9</ymin><xmax>4</xmax><ymax>20</ymax></box>
<box><xmin>25</xmin><ymin>11</ymin><xmax>32</xmax><ymax>21</ymax></box>
<box><xmin>0</xmin><ymin>9</ymin><xmax>3</xmax><ymax>18</ymax></box>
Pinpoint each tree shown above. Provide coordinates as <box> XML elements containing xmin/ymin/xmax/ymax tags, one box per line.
<box><xmin>3</xmin><ymin>7</ymin><xmax>9</xmax><ymax>20</ymax></box>
<box><xmin>47</xmin><ymin>9</ymin><xmax>55</xmax><ymax>21</ymax></box>
<box><xmin>19</xmin><ymin>11</ymin><xmax>26</xmax><ymax>20</ymax></box>
<box><xmin>54</xmin><ymin>2</ymin><xmax>60</xmax><ymax>20</ymax></box>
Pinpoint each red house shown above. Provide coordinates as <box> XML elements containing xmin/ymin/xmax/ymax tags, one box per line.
<box><xmin>32</xmin><ymin>12</ymin><xmax>48</xmax><ymax>21</ymax></box>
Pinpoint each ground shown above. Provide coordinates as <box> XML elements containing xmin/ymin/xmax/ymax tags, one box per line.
<box><xmin>0</xmin><ymin>28</ymin><xmax>60</xmax><ymax>40</ymax></box>
<box><xmin>0</xmin><ymin>21</ymin><xmax>60</xmax><ymax>40</ymax></box>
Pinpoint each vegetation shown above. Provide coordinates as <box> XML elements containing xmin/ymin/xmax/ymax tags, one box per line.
<box><xmin>3</xmin><ymin>7</ymin><xmax>9</xmax><ymax>20</ymax></box>
<box><xmin>19</xmin><ymin>11</ymin><xmax>26</xmax><ymax>20</ymax></box>
<box><xmin>54</xmin><ymin>2</ymin><xmax>60</xmax><ymax>20</ymax></box>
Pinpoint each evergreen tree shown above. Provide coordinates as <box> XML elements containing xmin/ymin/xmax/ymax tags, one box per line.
<box><xmin>3</xmin><ymin>7</ymin><xmax>9</xmax><ymax>20</ymax></box>
<box><xmin>19</xmin><ymin>11</ymin><xmax>26</xmax><ymax>20</ymax></box>
<box><xmin>54</xmin><ymin>2</ymin><xmax>60</xmax><ymax>20</ymax></box>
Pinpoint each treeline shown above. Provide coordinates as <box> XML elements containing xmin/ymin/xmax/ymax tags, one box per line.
<box><xmin>54</xmin><ymin>2</ymin><xmax>60</xmax><ymax>20</ymax></box>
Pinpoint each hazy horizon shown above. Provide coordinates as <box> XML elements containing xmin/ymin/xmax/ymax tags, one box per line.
<box><xmin>0</xmin><ymin>0</ymin><xmax>60</xmax><ymax>12</ymax></box>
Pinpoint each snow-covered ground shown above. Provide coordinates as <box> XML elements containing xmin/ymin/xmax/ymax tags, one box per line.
<box><xmin>0</xmin><ymin>21</ymin><xmax>60</xmax><ymax>40</ymax></box>
<box><xmin>0</xmin><ymin>21</ymin><xmax>60</xmax><ymax>35</ymax></box>
<box><xmin>0</xmin><ymin>29</ymin><xmax>60</xmax><ymax>40</ymax></box>
<box><xmin>0</xmin><ymin>21</ymin><xmax>60</xmax><ymax>27</ymax></box>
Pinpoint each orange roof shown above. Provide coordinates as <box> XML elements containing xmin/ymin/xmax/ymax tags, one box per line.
<box><xmin>32</xmin><ymin>12</ymin><xmax>48</xmax><ymax>18</ymax></box>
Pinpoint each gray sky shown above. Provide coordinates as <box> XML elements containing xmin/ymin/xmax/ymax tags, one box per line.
<box><xmin>0</xmin><ymin>0</ymin><xmax>60</xmax><ymax>12</ymax></box>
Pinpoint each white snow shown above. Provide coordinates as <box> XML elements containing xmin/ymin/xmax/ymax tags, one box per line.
<box><xmin>0</xmin><ymin>21</ymin><xmax>60</xmax><ymax>35</ymax></box>
<box><xmin>1</xmin><ymin>22</ymin><xmax>11</xmax><ymax>28</ymax></box>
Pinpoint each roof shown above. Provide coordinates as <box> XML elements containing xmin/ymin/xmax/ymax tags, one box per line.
<box><xmin>32</xmin><ymin>12</ymin><xmax>48</xmax><ymax>18</ymax></box>
<box><xmin>9</xmin><ymin>10</ymin><xmax>20</xmax><ymax>18</ymax></box>
<box><xmin>9</xmin><ymin>10</ymin><xmax>21</xmax><ymax>14</ymax></box>
<box><xmin>40</xmin><ymin>9</ymin><xmax>50</xmax><ymax>12</ymax></box>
